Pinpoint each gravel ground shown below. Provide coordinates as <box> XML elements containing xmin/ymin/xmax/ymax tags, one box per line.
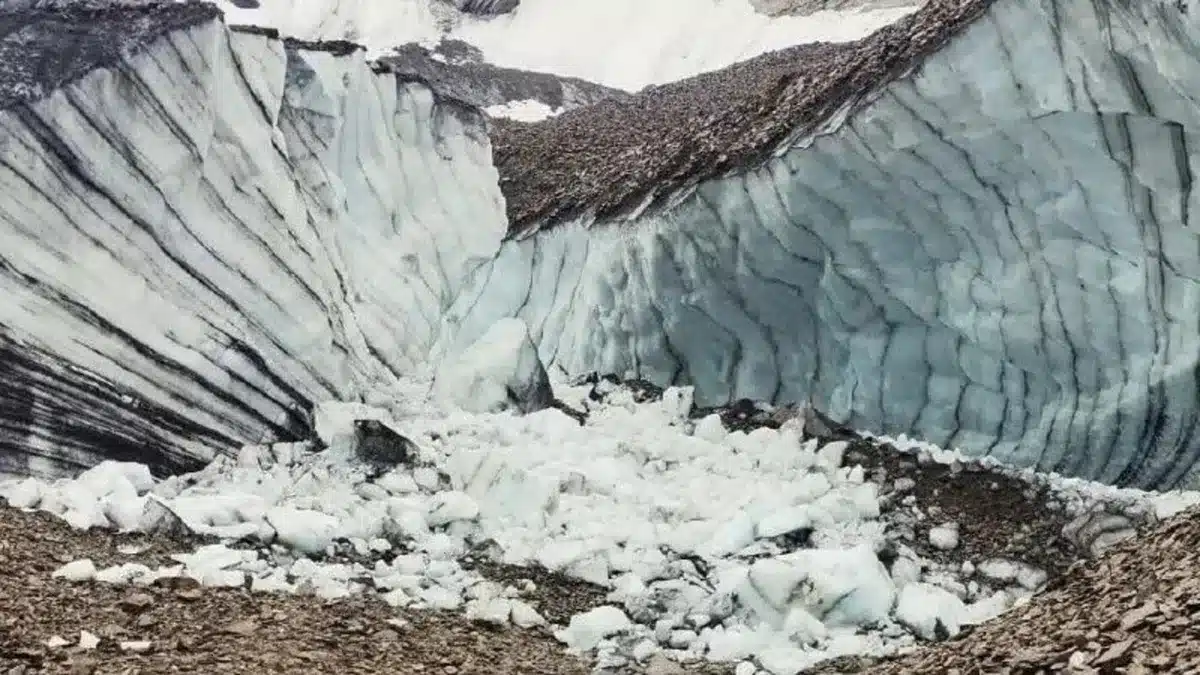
<box><xmin>0</xmin><ymin>508</ymin><xmax>590</xmax><ymax>675</ymax></box>
<box><xmin>4</xmin><ymin>495</ymin><xmax>1193</xmax><ymax>675</ymax></box>
<box><xmin>816</xmin><ymin>506</ymin><xmax>1200</xmax><ymax>674</ymax></box>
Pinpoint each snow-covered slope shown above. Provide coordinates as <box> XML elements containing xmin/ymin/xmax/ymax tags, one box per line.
<box><xmin>443</xmin><ymin>0</ymin><xmax>1200</xmax><ymax>490</ymax></box>
<box><xmin>0</xmin><ymin>4</ymin><xmax>505</xmax><ymax>477</ymax></box>
<box><xmin>216</xmin><ymin>0</ymin><xmax>919</xmax><ymax>90</ymax></box>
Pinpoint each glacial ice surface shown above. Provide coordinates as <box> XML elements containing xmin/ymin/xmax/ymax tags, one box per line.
<box><xmin>0</xmin><ymin>12</ymin><xmax>505</xmax><ymax>476</ymax></box>
<box><xmin>442</xmin><ymin>0</ymin><xmax>1200</xmax><ymax>489</ymax></box>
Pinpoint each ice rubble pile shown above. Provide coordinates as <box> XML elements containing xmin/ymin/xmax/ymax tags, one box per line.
<box><xmin>6</xmin><ymin>364</ymin><xmax>1194</xmax><ymax>673</ymax></box>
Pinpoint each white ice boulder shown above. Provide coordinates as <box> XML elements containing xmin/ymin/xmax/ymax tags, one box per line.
<box><xmin>894</xmin><ymin>582</ymin><xmax>966</xmax><ymax>640</ymax></box>
<box><xmin>267</xmin><ymin>507</ymin><xmax>340</xmax><ymax>555</ymax></box>
<box><xmin>737</xmin><ymin>545</ymin><xmax>895</xmax><ymax>629</ymax></box>
<box><xmin>1</xmin><ymin>477</ymin><xmax>44</xmax><ymax>508</ymax></box>
<box><xmin>556</xmin><ymin>606</ymin><xmax>633</xmax><ymax>651</ymax></box>
<box><xmin>434</xmin><ymin>318</ymin><xmax>554</xmax><ymax>415</ymax></box>
<box><xmin>313</xmin><ymin>401</ymin><xmax>391</xmax><ymax>450</ymax></box>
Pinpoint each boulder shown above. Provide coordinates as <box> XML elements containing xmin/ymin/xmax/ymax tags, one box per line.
<box><xmin>138</xmin><ymin>497</ymin><xmax>194</xmax><ymax>539</ymax></box>
<box><xmin>352</xmin><ymin>419</ymin><xmax>420</xmax><ymax>472</ymax></box>
<box><xmin>434</xmin><ymin>318</ymin><xmax>554</xmax><ymax>415</ymax></box>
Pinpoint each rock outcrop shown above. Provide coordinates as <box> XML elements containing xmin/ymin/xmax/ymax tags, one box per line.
<box><xmin>0</xmin><ymin>2</ymin><xmax>506</xmax><ymax>477</ymax></box>
<box><xmin>446</xmin><ymin>0</ymin><xmax>1200</xmax><ymax>490</ymax></box>
<box><xmin>381</xmin><ymin>40</ymin><xmax>628</xmax><ymax>114</ymax></box>
<box><xmin>449</xmin><ymin>0</ymin><xmax>520</xmax><ymax>16</ymax></box>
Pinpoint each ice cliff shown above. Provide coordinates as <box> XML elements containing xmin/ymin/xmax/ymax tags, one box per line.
<box><xmin>448</xmin><ymin>0</ymin><xmax>1200</xmax><ymax>490</ymax></box>
<box><xmin>6</xmin><ymin>0</ymin><xmax>1200</xmax><ymax>491</ymax></box>
<box><xmin>0</xmin><ymin>3</ymin><xmax>505</xmax><ymax>477</ymax></box>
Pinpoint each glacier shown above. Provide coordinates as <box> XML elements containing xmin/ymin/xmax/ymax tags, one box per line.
<box><xmin>5</xmin><ymin>0</ymin><xmax>1200</xmax><ymax>492</ymax></box>
<box><xmin>0</xmin><ymin>4</ymin><xmax>505</xmax><ymax>477</ymax></box>
<box><xmin>445</xmin><ymin>0</ymin><xmax>1200</xmax><ymax>490</ymax></box>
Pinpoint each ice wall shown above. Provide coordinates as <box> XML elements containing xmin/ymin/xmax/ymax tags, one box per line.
<box><xmin>0</xmin><ymin>12</ymin><xmax>506</xmax><ymax>477</ymax></box>
<box><xmin>444</xmin><ymin>0</ymin><xmax>1200</xmax><ymax>489</ymax></box>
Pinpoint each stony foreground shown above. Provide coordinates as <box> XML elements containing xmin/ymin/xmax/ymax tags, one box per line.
<box><xmin>0</xmin><ymin>507</ymin><xmax>590</xmax><ymax>675</ymax></box>
<box><xmin>831</xmin><ymin>508</ymin><xmax>1200</xmax><ymax>674</ymax></box>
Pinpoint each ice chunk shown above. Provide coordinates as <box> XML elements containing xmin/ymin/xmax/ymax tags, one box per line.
<box><xmin>267</xmin><ymin>507</ymin><xmax>339</xmax><ymax>555</ymax></box>
<box><xmin>928</xmin><ymin>523</ymin><xmax>960</xmax><ymax>551</ymax></box>
<box><xmin>758</xmin><ymin>647</ymin><xmax>808</xmax><ymax>675</ymax></box>
<box><xmin>740</xmin><ymin>546</ymin><xmax>895</xmax><ymax>629</ymax></box>
<box><xmin>52</xmin><ymin>559</ymin><xmax>97</xmax><ymax>582</ymax></box>
<box><xmin>556</xmin><ymin>606</ymin><xmax>632</xmax><ymax>651</ymax></box>
<box><xmin>2</xmin><ymin>478</ymin><xmax>44</xmax><ymax>508</ymax></box>
<box><xmin>693</xmin><ymin>414</ymin><xmax>727</xmax><ymax>443</ymax></box>
<box><xmin>434</xmin><ymin>318</ymin><xmax>554</xmax><ymax>415</ymax></box>
<box><xmin>895</xmin><ymin>582</ymin><xmax>966</xmax><ymax>640</ymax></box>
<box><xmin>510</xmin><ymin>600</ymin><xmax>545</xmax><ymax>627</ymax></box>
<box><xmin>426</xmin><ymin>491</ymin><xmax>480</xmax><ymax>527</ymax></box>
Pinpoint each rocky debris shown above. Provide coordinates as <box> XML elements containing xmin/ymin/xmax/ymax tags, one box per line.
<box><xmin>379</xmin><ymin>41</ymin><xmax>629</xmax><ymax>115</ymax></box>
<box><xmin>0</xmin><ymin>1</ymin><xmax>221</xmax><ymax>111</ymax></box>
<box><xmin>576</xmin><ymin>372</ymin><xmax>666</xmax><ymax>405</ymax></box>
<box><xmin>491</xmin><ymin>0</ymin><xmax>992</xmax><ymax>235</ymax></box>
<box><xmin>458</xmin><ymin>558</ymin><xmax>609</xmax><ymax>626</ymax></box>
<box><xmin>432</xmin><ymin>38</ymin><xmax>486</xmax><ymax>65</ymax></box>
<box><xmin>749</xmin><ymin>0</ymin><xmax>920</xmax><ymax>18</ymax></box>
<box><xmin>434</xmin><ymin>318</ymin><xmax>555</xmax><ymax>415</ymax></box>
<box><xmin>447</xmin><ymin>0</ymin><xmax>520</xmax><ymax>16</ymax></box>
<box><xmin>350</xmin><ymin>419</ymin><xmax>419</xmax><ymax>475</ymax></box>
<box><xmin>138</xmin><ymin>497</ymin><xmax>195</xmax><ymax>539</ymax></box>
<box><xmin>817</xmin><ymin>507</ymin><xmax>1200</xmax><ymax>674</ymax></box>
<box><xmin>840</xmin><ymin>438</ymin><xmax>1086</xmax><ymax>581</ymax></box>
<box><xmin>0</xmin><ymin>507</ymin><xmax>590</xmax><ymax>675</ymax></box>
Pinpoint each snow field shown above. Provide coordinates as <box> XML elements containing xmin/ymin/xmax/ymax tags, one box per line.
<box><xmin>216</xmin><ymin>0</ymin><xmax>920</xmax><ymax>91</ymax></box>
<box><xmin>4</xmin><ymin>375</ymin><xmax>1196</xmax><ymax>674</ymax></box>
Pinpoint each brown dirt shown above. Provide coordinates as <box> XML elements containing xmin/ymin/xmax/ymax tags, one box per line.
<box><xmin>750</xmin><ymin>0</ymin><xmax>921</xmax><ymax>18</ymax></box>
<box><xmin>813</xmin><ymin>507</ymin><xmax>1200</xmax><ymax>674</ymax></box>
<box><xmin>0</xmin><ymin>507</ymin><xmax>590</xmax><ymax>675</ymax></box>
<box><xmin>459</xmin><ymin>558</ymin><xmax>609</xmax><ymax>626</ymax></box>
<box><xmin>491</xmin><ymin>0</ymin><xmax>992</xmax><ymax>235</ymax></box>
<box><xmin>843</xmin><ymin>438</ymin><xmax>1082</xmax><ymax>577</ymax></box>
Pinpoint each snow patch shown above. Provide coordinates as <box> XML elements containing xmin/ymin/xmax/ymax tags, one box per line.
<box><xmin>485</xmin><ymin>99</ymin><xmax>561</xmax><ymax>121</ymax></box>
